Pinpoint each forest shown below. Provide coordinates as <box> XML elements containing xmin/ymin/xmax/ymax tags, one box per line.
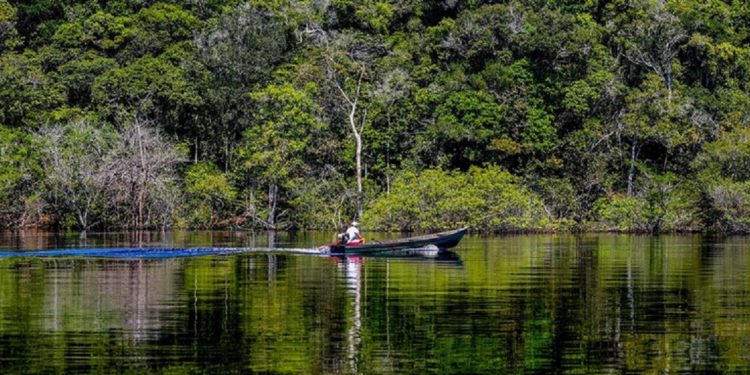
<box><xmin>1</xmin><ymin>0</ymin><xmax>750</xmax><ymax>233</ymax></box>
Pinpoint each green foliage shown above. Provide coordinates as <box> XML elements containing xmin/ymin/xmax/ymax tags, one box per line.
<box><xmin>595</xmin><ymin>174</ymin><xmax>698</xmax><ymax>233</ymax></box>
<box><xmin>58</xmin><ymin>51</ymin><xmax>117</xmax><ymax>104</ymax></box>
<box><xmin>621</xmin><ymin>75</ymin><xmax>702</xmax><ymax>149</ymax></box>
<box><xmin>0</xmin><ymin>0</ymin><xmax>20</xmax><ymax>50</ymax></box>
<box><xmin>238</xmin><ymin>83</ymin><xmax>324</xmax><ymax>182</ymax></box>
<box><xmin>132</xmin><ymin>3</ymin><xmax>200</xmax><ymax>56</ymax></box>
<box><xmin>694</xmin><ymin>127</ymin><xmax>750</xmax><ymax>232</ymax></box>
<box><xmin>184</xmin><ymin>162</ymin><xmax>237</xmax><ymax>227</ymax></box>
<box><xmin>287</xmin><ymin>175</ymin><xmax>359</xmax><ymax>230</ymax></box>
<box><xmin>426</xmin><ymin>90</ymin><xmax>507</xmax><ymax>167</ymax></box>
<box><xmin>91</xmin><ymin>54</ymin><xmax>201</xmax><ymax>128</ymax></box>
<box><xmin>695</xmin><ymin>126</ymin><xmax>750</xmax><ymax>181</ymax></box>
<box><xmin>698</xmin><ymin>179</ymin><xmax>750</xmax><ymax>233</ymax></box>
<box><xmin>0</xmin><ymin>51</ymin><xmax>65</xmax><ymax>127</ymax></box>
<box><xmin>2</xmin><ymin>0</ymin><xmax>750</xmax><ymax>231</ymax></box>
<box><xmin>0</xmin><ymin>126</ymin><xmax>42</xmax><ymax>226</ymax></box>
<box><xmin>521</xmin><ymin>106</ymin><xmax>556</xmax><ymax>154</ymax></box>
<box><xmin>595</xmin><ymin>195</ymin><xmax>643</xmax><ymax>232</ymax></box>
<box><xmin>334</xmin><ymin>0</ymin><xmax>394</xmax><ymax>33</ymax></box>
<box><xmin>562</xmin><ymin>80</ymin><xmax>599</xmax><ymax>117</ymax></box>
<box><xmin>234</xmin><ymin>82</ymin><xmax>326</xmax><ymax>227</ymax></box>
<box><xmin>0</xmin><ymin>1</ymin><xmax>14</xmax><ymax>24</ymax></box>
<box><xmin>365</xmin><ymin>166</ymin><xmax>553</xmax><ymax>232</ymax></box>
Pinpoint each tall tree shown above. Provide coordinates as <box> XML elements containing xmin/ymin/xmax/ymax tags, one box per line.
<box><xmin>236</xmin><ymin>83</ymin><xmax>325</xmax><ymax>228</ymax></box>
<box><xmin>321</xmin><ymin>32</ymin><xmax>382</xmax><ymax>219</ymax></box>
<box><xmin>194</xmin><ymin>2</ymin><xmax>292</xmax><ymax>168</ymax></box>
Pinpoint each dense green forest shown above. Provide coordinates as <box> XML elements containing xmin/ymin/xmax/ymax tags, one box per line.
<box><xmin>1</xmin><ymin>0</ymin><xmax>750</xmax><ymax>232</ymax></box>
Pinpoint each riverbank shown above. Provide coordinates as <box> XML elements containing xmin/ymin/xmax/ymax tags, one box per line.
<box><xmin>1</xmin><ymin>164</ymin><xmax>744</xmax><ymax>234</ymax></box>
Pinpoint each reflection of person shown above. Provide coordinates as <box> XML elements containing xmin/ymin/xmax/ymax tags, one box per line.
<box><xmin>343</xmin><ymin>221</ymin><xmax>364</xmax><ymax>244</ymax></box>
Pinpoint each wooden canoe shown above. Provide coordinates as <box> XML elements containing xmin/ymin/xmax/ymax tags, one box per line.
<box><xmin>325</xmin><ymin>227</ymin><xmax>468</xmax><ymax>255</ymax></box>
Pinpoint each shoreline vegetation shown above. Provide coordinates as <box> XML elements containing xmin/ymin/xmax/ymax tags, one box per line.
<box><xmin>3</xmin><ymin>1</ymin><xmax>750</xmax><ymax>234</ymax></box>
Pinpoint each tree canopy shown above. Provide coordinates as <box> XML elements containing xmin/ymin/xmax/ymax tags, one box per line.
<box><xmin>3</xmin><ymin>0</ymin><xmax>750</xmax><ymax>232</ymax></box>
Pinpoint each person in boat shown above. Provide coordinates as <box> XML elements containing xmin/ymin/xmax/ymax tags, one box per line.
<box><xmin>340</xmin><ymin>221</ymin><xmax>364</xmax><ymax>245</ymax></box>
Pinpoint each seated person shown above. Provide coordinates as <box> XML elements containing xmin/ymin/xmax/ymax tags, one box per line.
<box><xmin>340</xmin><ymin>221</ymin><xmax>364</xmax><ymax>245</ymax></box>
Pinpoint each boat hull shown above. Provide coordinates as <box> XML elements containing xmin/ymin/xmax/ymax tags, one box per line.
<box><xmin>326</xmin><ymin>228</ymin><xmax>467</xmax><ymax>255</ymax></box>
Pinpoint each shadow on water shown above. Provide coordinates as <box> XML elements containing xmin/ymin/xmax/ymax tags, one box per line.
<box><xmin>332</xmin><ymin>249</ymin><xmax>462</xmax><ymax>263</ymax></box>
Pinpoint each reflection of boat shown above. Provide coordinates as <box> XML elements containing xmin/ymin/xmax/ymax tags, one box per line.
<box><xmin>324</xmin><ymin>228</ymin><xmax>467</xmax><ymax>255</ymax></box>
<box><xmin>345</xmin><ymin>250</ymin><xmax>463</xmax><ymax>265</ymax></box>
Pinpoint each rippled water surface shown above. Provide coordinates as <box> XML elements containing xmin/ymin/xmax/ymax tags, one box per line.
<box><xmin>0</xmin><ymin>231</ymin><xmax>749</xmax><ymax>373</ymax></box>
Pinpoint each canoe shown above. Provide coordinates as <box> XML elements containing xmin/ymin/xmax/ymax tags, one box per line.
<box><xmin>324</xmin><ymin>227</ymin><xmax>468</xmax><ymax>255</ymax></box>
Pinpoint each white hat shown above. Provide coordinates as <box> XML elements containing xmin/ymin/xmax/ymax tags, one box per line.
<box><xmin>351</xmin><ymin>221</ymin><xmax>358</xmax><ymax>226</ymax></box>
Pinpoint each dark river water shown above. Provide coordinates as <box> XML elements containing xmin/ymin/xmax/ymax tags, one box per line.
<box><xmin>0</xmin><ymin>231</ymin><xmax>748</xmax><ymax>374</ymax></box>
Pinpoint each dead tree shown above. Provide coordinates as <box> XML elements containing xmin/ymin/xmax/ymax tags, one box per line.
<box><xmin>108</xmin><ymin>116</ymin><xmax>183</xmax><ymax>228</ymax></box>
<box><xmin>325</xmin><ymin>52</ymin><xmax>369</xmax><ymax>219</ymax></box>
<box><xmin>622</xmin><ymin>1</ymin><xmax>686</xmax><ymax>101</ymax></box>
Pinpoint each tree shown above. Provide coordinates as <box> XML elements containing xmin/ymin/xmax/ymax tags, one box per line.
<box><xmin>364</xmin><ymin>166</ymin><xmax>551</xmax><ymax>232</ymax></box>
<box><xmin>184</xmin><ymin>162</ymin><xmax>236</xmax><ymax>228</ymax></box>
<box><xmin>0</xmin><ymin>51</ymin><xmax>65</xmax><ymax>127</ymax></box>
<box><xmin>369</xmin><ymin>67</ymin><xmax>414</xmax><ymax>193</ymax></box>
<box><xmin>423</xmin><ymin>89</ymin><xmax>507</xmax><ymax>168</ymax></box>
<box><xmin>693</xmin><ymin>126</ymin><xmax>750</xmax><ymax>232</ymax></box>
<box><xmin>57</xmin><ymin>51</ymin><xmax>116</xmax><ymax>105</ymax></box>
<box><xmin>194</xmin><ymin>2</ymin><xmax>292</xmax><ymax>167</ymax></box>
<box><xmin>91</xmin><ymin>52</ymin><xmax>202</xmax><ymax>133</ymax></box>
<box><xmin>235</xmin><ymin>83</ymin><xmax>325</xmax><ymax>228</ymax></box>
<box><xmin>620</xmin><ymin>0</ymin><xmax>686</xmax><ymax>101</ymax></box>
<box><xmin>0</xmin><ymin>126</ymin><xmax>42</xmax><ymax>227</ymax></box>
<box><xmin>321</xmin><ymin>32</ymin><xmax>382</xmax><ymax>219</ymax></box>
<box><xmin>130</xmin><ymin>3</ymin><xmax>199</xmax><ymax>57</ymax></box>
<box><xmin>38</xmin><ymin>119</ymin><xmax>117</xmax><ymax>230</ymax></box>
<box><xmin>0</xmin><ymin>0</ymin><xmax>20</xmax><ymax>51</ymax></box>
<box><xmin>106</xmin><ymin>116</ymin><xmax>184</xmax><ymax>228</ymax></box>
<box><xmin>619</xmin><ymin>75</ymin><xmax>703</xmax><ymax>197</ymax></box>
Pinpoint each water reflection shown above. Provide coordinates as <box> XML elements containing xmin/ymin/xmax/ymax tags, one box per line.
<box><xmin>36</xmin><ymin>259</ymin><xmax>181</xmax><ymax>340</ymax></box>
<box><xmin>340</xmin><ymin>257</ymin><xmax>363</xmax><ymax>373</ymax></box>
<box><xmin>0</xmin><ymin>232</ymin><xmax>748</xmax><ymax>373</ymax></box>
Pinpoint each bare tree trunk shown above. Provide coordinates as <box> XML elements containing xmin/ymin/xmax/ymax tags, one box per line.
<box><xmin>627</xmin><ymin>140</ymin><xmax>641</xmax><ymax>198</ymax></box>
<box><xmin>136</xmin><ymin>122</ymin><xmax>146</xmax><ymax>228</ymax></box>
<box><xmin>665</xmin><ymin>73</ymin><xmax>673</xmax><ymax>102</ymax></box>
<box><xmin>224</xmin><ymin>138</ymin><xmax>230</xmax><ymax>172</ymax></box>
<box><xmin>78</xmin><ymin>209</ymin><xmax>87</xmax><ymax>231</ymax></box>
<box><xmin>386</xmin><ymin>115</ymin><xmax>391</xmax><ymax>195</ymax></box>
<box><xmin>267</xmin><ymin>183</ymin><xmax>278</xmax><ymax>228</ymax></box>
<box><xmin>137</xmin><ymin>195</ymin><xmax>143</xmax><ymax>228</ymax></box>
<box><xmin>327</xmin><ymin>56</ymin><xmax>367</xmax><ymax>220</ymax></box>
<box><xmin>350</xmin><ymin>110</ymin><xmax>363</xmax><ymax>219</ymax></box>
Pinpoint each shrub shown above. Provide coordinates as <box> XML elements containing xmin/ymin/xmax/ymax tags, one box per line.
<box><xmin>694</xmin><ymin>127</ymin><xmax>750</xmax><ymax>232</ymax></box>
<box><xmin>594</xmin><ymin>195</ymin><xmax>645</xmax><ymax>232</ymax></box>
<box><xmin>698</xmin><ymin>179</ymin><xmax>750</xmax><ymax>233</ymax></box>
<box><xmin>364</xmin><ymin>166</ymin><xmax>553</xmax><ymax>232</ymax></box>
<box><xmin>184</xmin><ymin>162</ymin><xmax>237</xmax><ymax>227</ymax></box>
<box><xmin>594</xmin><ymin>174</ymin><xmax>699</xmax><ymax>232</ymax></box>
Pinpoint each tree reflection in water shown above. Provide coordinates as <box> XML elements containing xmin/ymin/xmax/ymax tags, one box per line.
<box><xmin>0</xmin><ymin>232</ymin><xmax>748</xmax><ymax>373</ymax></box>
<box><xmin>340</xmin><ymin>256</ymin><xmax>363</xmax><ymax>373</ymax></box>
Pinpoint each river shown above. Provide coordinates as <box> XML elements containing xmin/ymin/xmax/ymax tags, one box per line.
<box><xmin>0</xmin><ymin>230</ymin><xmax>747</xmax><ymax>373</ymax></box>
